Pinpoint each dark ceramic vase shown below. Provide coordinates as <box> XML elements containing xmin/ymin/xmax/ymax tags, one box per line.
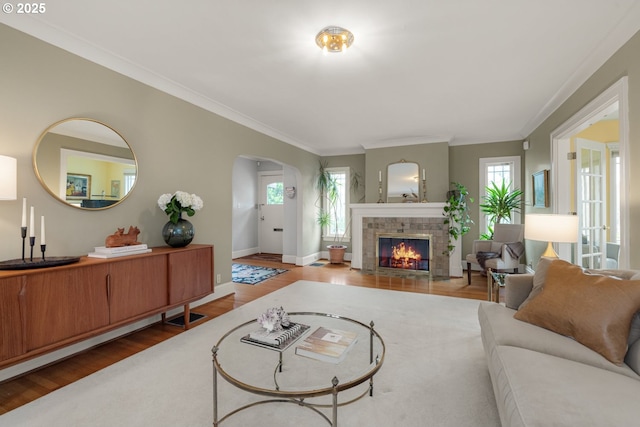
<box><xmin>162</xmin><ymin>217</ymin><xmax>194</xmax><ymax>248</ymax></box>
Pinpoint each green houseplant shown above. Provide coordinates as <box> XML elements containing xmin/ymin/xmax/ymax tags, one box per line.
<box><xmin>442</xmin><ymin>182</ymin><xmax>474</xmax><ymax>255</ymax></box>
<box><xmin>479</xmin><ymin>181</ymin><xmax>522</xmax><ymax>239</ymax></box>
<box><xmin>316</xmin><ymin>161</ymin><xmax>347</xmax><ymax>263</ymax></box>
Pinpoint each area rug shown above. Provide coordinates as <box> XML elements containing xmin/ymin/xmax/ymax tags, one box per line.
<box><xmin>231</xmin><ymin>263</ymin><xmax>288</xmax><ymax>285</ymax></box>
<box><xmin>0</xmin><ymin>281</ymin><xmax>499</xmax><ymax>427</ymax></box>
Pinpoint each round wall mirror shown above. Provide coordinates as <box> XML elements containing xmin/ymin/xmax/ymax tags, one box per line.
<box><xmin>33</xmin><ymin>118</ymin><xmax>138</xmax><ymax>210</ymax></box>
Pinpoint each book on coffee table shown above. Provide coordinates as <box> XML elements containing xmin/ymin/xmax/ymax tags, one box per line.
<box><xmin>295</xmin><ymin>326</ymin><xmax>358</xmax><ymax>364</ymax></box>
<box><xmin>241</xmin><ymin>322</ymin><xmax>310</xmax><ymax>351</ymax></box>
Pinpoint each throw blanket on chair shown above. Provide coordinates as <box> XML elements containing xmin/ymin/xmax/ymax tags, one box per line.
<box><xmin>505</xmin><ymin>241</ymin><xmax>525</xmax><ymax>259</ymax></box>
<box><xmin>476</xmin><ymin>251</ymin><xmax>500</xmax><ymax>270</ymax></box>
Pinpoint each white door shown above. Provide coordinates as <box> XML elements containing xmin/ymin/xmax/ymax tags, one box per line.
<box><xmin>259</xmin><ymin>174</ymin><xmax>284</xmax><ymax>254</ymax></box>
<box><xmin>576</xmin><ymin>138</ymin><xmax>607</xmax><ymax>269</ymax></box>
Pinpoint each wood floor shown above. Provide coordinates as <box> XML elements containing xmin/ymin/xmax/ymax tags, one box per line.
<box><xmin>0</xmin><ymin>257</ymin><xmax>495</xmax><ymax>415</ymax></box>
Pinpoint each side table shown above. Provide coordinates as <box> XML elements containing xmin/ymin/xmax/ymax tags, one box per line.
<box><xmin>487</xmin><ymin>268</ymin><xmax>507</xmax><ymax>302</ymax></box>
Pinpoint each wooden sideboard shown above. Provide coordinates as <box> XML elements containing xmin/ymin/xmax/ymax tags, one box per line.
<box><xmin>0</xmin><ymin>244</ymin><xmax>213</xmax><ymax>368</ymax></box>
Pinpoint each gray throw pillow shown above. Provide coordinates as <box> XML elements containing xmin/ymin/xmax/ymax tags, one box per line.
<box><xmin>518</xmin><ymin>256</ymin><xmax>554</xmax><ymax>310</ymax></box>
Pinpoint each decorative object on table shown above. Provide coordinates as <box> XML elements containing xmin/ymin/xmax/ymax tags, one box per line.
<box><xmin>104</xmin><ymin>226</ymin><xmax>142</xmax><ymax>247</ymax></box>
<box><xmin>0</xmin><ymin>197</ymin><xmax>80</xmax><ymax>270</ymax></box>
<box><xmin>231</xmin><ymin>263</ymin><xmax>288</xmax><ymax>285</ymax></box>
<box><xmin>257</xmin><ymin>306</ymin><xmax>290</xmax><ymax>332</ymax></box>
<box><xmin>524</xmin><ymin>213</ymin><xmax>579</xmax><ymax>258</ymax></box>
<box><xmin>157</xmin><ymin>191</ymin><xmax>203</xmax><ymax>247</ymax></box>
<box><xmin>295</xmin><ymin>326</ymin><xmax>358</xmax><ymax>364</ymax></box>
<box><xmin>242</xmin><ymin>322</ymin><xmax>310</xmax><ymax>351</ymax></box>
<box><xmin>532</xmin><ymin>169</ymin><xmax>550</xmax><ymax>208</ymax></box>
<box><xmin>241</xmin><ymin>307</ymin><xmax>310</xmax><ymax>350</ymax></box>
<box><xmin>87</xmin><ymin>243</ymin><xmax>151</xmax><ymax>259</ymax></box>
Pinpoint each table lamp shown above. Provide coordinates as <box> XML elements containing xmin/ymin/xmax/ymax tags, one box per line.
<box><xmin>0</xmin><ymin>155</ymin><xmax>17</xmax><ymax>200</ymax></box>
<box><xmin>525</xmin><ymin>214</ymin><xmax>579</xmax><ymax>258</ymax></box>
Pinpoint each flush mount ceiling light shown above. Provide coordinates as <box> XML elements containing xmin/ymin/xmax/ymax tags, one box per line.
<box><xmin>315</xmin><ymin>26</ymin><xmax>354</xmax><ymax>53</ymax></box>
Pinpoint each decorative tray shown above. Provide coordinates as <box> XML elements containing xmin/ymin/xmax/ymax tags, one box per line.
<box><xmin>0</xmin><ymin>256</ymin><xmax>81</xmax><ymax>270</ymax></box>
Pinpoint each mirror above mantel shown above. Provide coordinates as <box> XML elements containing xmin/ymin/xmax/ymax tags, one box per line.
<box><xmin>33</xmin><ymin>118</ymin><xmax>138</xmax><ymax>210</ymax></box>
<box><xmin>387</xmin><ymin>160</ymin><xmax>420</xmax><ymax>203</ymax></box>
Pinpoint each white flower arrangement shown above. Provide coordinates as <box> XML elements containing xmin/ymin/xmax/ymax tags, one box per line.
<box><xmin>158</xmin><ymin>191</ymin><xmax>203</xmax><ymax>224</ymax></box>
<box><xmin>257</xmin><ymin>307</ymin><xmax>290</xmax><ymax>332</ymax></box>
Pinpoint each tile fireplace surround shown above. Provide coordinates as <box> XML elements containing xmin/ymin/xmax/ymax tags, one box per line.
<box><xmin>350</xmin><ymin>203</ymin><xmax>462</xmax><ymax>278</ymax></box>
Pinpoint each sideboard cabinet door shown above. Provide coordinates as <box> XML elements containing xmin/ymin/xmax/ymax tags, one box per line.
<box><xmin>168</xmin><ymin>246</ymin><xmax>214</xmax><ymax>304</ymax></box>
<box><xmin>0</xmin><ymin>276</ymin><xmax>25</xmax><ymax>361</ymax></box>
<box><xmin>108</xmin><ymin>256</ymin><xmax>168</xmax><ymax>324</ymax></box>
<box><xmin>25</xmin><ymin>265</ymin><xmax>110</xmax><ymax>351</ymax></box>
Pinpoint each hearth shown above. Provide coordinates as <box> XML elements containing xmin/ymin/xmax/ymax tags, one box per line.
<box><xmin>377</xmin><ymin>233</ymin><xmax>432</xmax><ymax>274</ymax></box>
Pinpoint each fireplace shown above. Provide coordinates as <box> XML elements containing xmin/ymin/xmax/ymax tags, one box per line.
<box><xmin>377</xmin><ymin>233</ymin><xmax>432</xmax><ymax>274</ymax></box>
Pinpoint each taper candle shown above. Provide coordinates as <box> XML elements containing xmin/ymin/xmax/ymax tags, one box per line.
<box><xmin>22</xmin><ymin>198</ymin><xmax>27</xmax><ymax>227</ymax></box>
<box><xmin>422</xmin><ymin>169</ymin><xmax>425</xmax><ymax>180</ymax></box>
<box><xmin>378</xmin><ymin>170</ymin><xmax>382</xmax><ymax>182</ymax></box>
<box><xmin>29</xmin><ymin>206</ymin><xmax>35</xmax><ymax>237</ymax></box>
<box><xmin>41</xmin><ymin>215</ymin><xmax>46</xmax><ymax>245</ymax></box>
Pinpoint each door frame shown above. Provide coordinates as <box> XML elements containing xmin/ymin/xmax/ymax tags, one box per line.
<box><xmin>550</xmin><ymin>77</ymin><xmax>629</xmax><ymax>268</ymax></box>
<box><xmin>257</xmin><ymin>171</ymin><xmax>284</xmax><ymax>255</ymax></box>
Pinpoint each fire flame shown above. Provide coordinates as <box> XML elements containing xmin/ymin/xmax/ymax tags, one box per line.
<box><xmin>391</xmin><ymin>242</ymin><xmax>421</xmax><ymax>261</ymax></box>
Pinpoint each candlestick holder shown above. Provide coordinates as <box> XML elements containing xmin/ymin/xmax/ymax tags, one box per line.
<box><xmin>0</xmin><ymin>221</ymin><xmax>81</xmax><ymax>270</ymax></box>
<box><xmin>421</xmin><ymin>179</ymin><xmax>428</xmax><ymax>203</ymax></box>
<box><xmin>377</xmin><ymin>182</ymin><xmax>384</xmax><ymax>203</ymax></box>
<box><xmin>29</xmin><ymin>236</ymin><xmax>35</xmax><ymax>262</ymax></box>
<box><xmin>21</xmin><ymin>226</ymin><xmax>27</xmax><ymax>262</ymax></box>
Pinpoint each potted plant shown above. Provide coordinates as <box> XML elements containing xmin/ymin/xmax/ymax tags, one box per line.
<box><xmin>316</xmin><ymin>161</ymin><xmax>349</xmax><ymax>263</ymax></box>
<box><xmin>442</xmin><ymin>182</ymin><xmax>473</xmax><ymax>255</ymax></box>
<box><xmin>479</xmin><ymin>181</ymin><xmax>522</xmax><ymax>239</ymax></box>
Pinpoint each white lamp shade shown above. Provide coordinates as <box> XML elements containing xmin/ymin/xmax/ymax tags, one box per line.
<box><xmin>525</xmin><ymin>214</ymin><xmax>579</xmax><ymax>243</ymax></box>
<box><xmin>0</xmin><ymin>155</ymin><xmax>17</xmax><ymax>200</ymax></box>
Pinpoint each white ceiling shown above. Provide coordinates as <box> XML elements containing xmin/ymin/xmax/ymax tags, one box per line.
<box><xmin>2</xmin><ymin>1</ymin><xmax>640</xmax><ymax>155</ymax></box>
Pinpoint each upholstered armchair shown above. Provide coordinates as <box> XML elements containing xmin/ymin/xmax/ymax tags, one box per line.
<box><xmin>606</xmin><ymin>242</ymin><xmax>620</xmax><ymax>269</ymax></box>
<box><xmin>465</xmin><ymin>223</ymin><xmax>524</xmax><ymax>285</ymax></box>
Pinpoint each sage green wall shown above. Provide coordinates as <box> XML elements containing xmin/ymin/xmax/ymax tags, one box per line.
<box><xmin>319</xmin><ymin>154</ymin><xmax>366</xmax><ymax>253</ymax></box>
<box><xmin>365</xmin><ymin>143</ymin><xmax>449</xmax><ymax>203</ymax></box>
<box><xmin>525</xmin><ymin>29</ymin><xmax>640</xmax><ymax>268</ymax></box>
<box><xmin>0</xmin><ymin>24</ymin><xmax>321</xmax><ymax>283</ymax></box>
<box><xmin>449</xmin><ymin>140</ymin><xmax>525</xmax><ymax>257</ymax></box>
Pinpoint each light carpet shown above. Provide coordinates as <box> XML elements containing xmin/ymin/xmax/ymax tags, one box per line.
<box><xmin>0</xmin><ymin>281</ymin><xmax>499</xmax><ymax>427</ymax></box>
<box><xmin>231</xmin><ymin>263</ymin><xmax>288</xmax><ymax>285</ymax></box>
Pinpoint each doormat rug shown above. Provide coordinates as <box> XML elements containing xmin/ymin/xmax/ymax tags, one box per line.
<box><xmin>166</xmin><ymin>312</ymin><xmax>206</xmax><ymax>327</ymax></box>
<box><xmin>232</xmin><ymin>263</ymin><xmax>288</xmax><ymax>285</ymax></box>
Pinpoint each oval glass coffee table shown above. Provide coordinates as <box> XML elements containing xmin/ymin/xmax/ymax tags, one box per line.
<box><xmin>211</xmin><ymin>312</ymin><xmax>385</xmax><ymax>426</ymax></box>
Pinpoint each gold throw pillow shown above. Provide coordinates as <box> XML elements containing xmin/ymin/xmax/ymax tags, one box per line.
<box><xmin>514</xmin><ymin>259</ymin><xmax>640</xmax><ymax>365</ymax></box>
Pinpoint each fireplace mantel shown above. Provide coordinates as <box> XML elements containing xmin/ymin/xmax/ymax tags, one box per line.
<box><xmin>350</xmin><ymin>203</ymin><xmax>462</xmax><ymax>277</ymax></box>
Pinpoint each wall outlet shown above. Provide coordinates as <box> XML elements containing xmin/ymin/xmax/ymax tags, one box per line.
<box><xmin>216</xmin><ymin>274</ymin><xmax>221</xmax><ymax>284</ymax></box>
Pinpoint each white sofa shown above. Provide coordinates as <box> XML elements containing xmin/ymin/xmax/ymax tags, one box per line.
<box><xmin>478</xmin><ymin>262</ymin><xmax>640</xmax><ymax>427</ymax></box>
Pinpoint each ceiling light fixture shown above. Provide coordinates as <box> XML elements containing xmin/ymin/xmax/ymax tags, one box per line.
<box><xmin>315</xmin><ymin>26</ymin><xmax>354</xmax><ymax>53</ymax></box>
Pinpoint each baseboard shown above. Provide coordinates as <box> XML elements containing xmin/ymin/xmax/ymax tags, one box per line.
<box><xmin>0</xmin><ymin>282</ymin><xmax>236</xmax><ymax>383</ymax></box>
<box><xmin>281</xmin><ymin>254</ymin><xmax>297</xmax><ymax>264</ymax></box>
<box><xmin>231</xmin><ymin>247</ymin><xmax>259</xmax><ymax>259</ymax></box>
<box><xmin>298</xmin><ymin>252</ymin><xmax>322</xmax><ymax>266</ymax></box>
